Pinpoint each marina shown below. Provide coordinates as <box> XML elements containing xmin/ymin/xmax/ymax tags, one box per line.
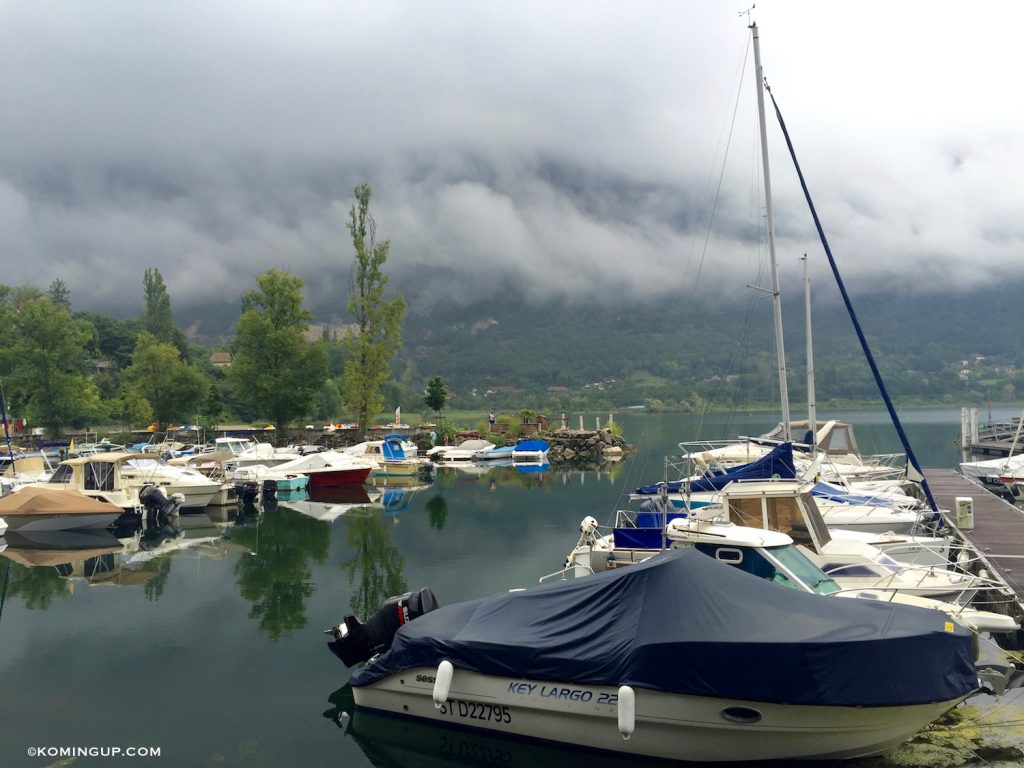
<box><xmin>4</xmin><ymin>409</ymin><xmax>1024</xmax><ymax>767</ymax></box>
<box><xmin>0</xmin><ymin>0</ymin><xmax>1017</xmax><ymax>765</ymax></box>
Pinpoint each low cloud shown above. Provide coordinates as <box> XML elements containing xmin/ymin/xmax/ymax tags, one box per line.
<box><xmin>0</xmin><ymin>1</ymin><xmax>1019</xmax><ymax>319</ymax></box>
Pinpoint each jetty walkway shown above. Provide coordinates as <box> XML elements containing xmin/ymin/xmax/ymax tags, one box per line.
<box><xmin>925</xmin><ymin>468</ymin><xmax>1024</xmax><ymax>609</ymax></box>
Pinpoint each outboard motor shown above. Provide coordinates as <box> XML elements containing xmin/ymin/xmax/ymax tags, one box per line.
<box><xmin>139</xmin><ymin>484</ymin><xmax>183</xmax><ymax>533</ymax></box>
<box><xmin>325</xmin><ymin>588</ymin><xmax>440</xmax><ymax>667</ymax></box>
<box><xmin>234</xmin><ymin>480</ymin><xmax>260</xmax><ymax>505</ymax></box>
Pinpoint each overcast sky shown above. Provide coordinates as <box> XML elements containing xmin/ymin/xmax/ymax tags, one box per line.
<box><xmin>0</xmin><ymin>1</ymin><xmax>1019</xmax><ymax>320</ymax></box>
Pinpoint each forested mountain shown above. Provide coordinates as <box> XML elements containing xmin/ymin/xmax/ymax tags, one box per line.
<box><xmin>382</xmin><ymin>282</ymin><xmax>1023</xmax><ymax>411</ymax></box>
<box><xmin>46</xmin><ymin>278</ymin><xmax>1018</xmax><ymax>433</ymax></box>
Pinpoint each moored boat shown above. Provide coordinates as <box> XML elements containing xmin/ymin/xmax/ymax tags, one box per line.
<box><xmin>426</xmin><ymin>439</ymin><xmax>495</xmax><ymax>463</ymax></box>
<box><xmin>0</xmin><ymin>486</ymin><xmax>128</xmax><ymax>532</ymax></box>
<box><xmin>39</xmin><ymin>452</ymin><xmax>221</xmax><ymax>510</ymax></box>
<box><xmin>271</xmin><ymin>450</ymin><xmax>373</xmax><ymax>488</ymax></box>
<box><xmin>326</xmin><ymin>549</ymin><xmax>978</xmax><ymax>762</ymax></box>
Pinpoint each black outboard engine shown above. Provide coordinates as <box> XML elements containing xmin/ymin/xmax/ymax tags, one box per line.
<box><xmin>234</xmin><ymin>480</ymin><xmax>260</xmax><ymax>505</ymax></box>
<box><xmin>325</xmin><ymin>588</ymin><xmax>440</xmax><ymax>667</ymax></box>
<box><xmin>139</xmin><ymin>484</ymin><xmax>183</xmax><ymax>533</ymax></box>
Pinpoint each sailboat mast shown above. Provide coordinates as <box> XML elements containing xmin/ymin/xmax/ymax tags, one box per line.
<box><xmin>751</xmin><ymin>22</ymin><xmax>791</xmax><ymax>441</ymax></box>
<box><xmin>802</xmin><ymin>254</ymin><xmax>817</xmax><ymax>451</ymax></box>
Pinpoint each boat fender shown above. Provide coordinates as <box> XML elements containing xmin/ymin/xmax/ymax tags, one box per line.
<box><xmin>617</xmin><ymin>685</ymin><xmax>635</xmax><ymax>740</ymax></box>
<box><xmin>433</xmin><ymin>660</ymin><xmax>454</xmax><ymax>708</ymax></box>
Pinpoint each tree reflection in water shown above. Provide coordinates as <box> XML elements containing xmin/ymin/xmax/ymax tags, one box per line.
<box><xmin>232</xmin><ymin>505</ymin><xmax>330</xmax><ymax>641</ymax></box>
<box><xmin>425</xmin><ymin>493</ymin><xmax>448</xmax><ymax>531</ymax></box>
<box><xmin>342</xmin><ymin>508</ymin><xmax>406</xmax><ymax>620</ymax></box>
<box><xmin>2</xmin><ymin>562</ymin><xmax>68</xmax><ymax>610</ymax></box>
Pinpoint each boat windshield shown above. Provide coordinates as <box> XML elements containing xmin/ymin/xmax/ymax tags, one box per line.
<box><xmin>766</xmin><ymin>544</ymin><xmax>841</xmax><ymax>595</ymax></box>
<box><xmin>694</xmin><ymin>542</ymin><xmax>840</xmax><ymax>595</ymax></box>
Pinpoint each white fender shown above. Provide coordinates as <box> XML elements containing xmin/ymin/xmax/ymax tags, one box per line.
<box><xmin>433</xmin><ymin>660</ymin><xmax>454</xmax><ymax>708</ymax></box>
<box><xmin>617</xmin><ymin>685</ymin><xmax>635</xmax><ymax>740</ymax></box>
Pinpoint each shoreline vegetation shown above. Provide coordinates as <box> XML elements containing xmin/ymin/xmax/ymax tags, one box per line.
<box><xmin>10</xmin><ymin>399</ymin><xmax>1018</xmax><ymax>446</ymax></box>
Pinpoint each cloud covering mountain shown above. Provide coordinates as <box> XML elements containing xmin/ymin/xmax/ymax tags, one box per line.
<box><xmin>1</xmin><ymin>1</ymin><xmax>1019</xmax><ymax>320</ymax></box>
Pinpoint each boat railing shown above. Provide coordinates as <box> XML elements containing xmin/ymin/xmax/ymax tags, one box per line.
<box><xmin>828</xmin><ymin>583</ymin><xmax>1020</xmax><ymax>624</ymax></box>
<box><xmin>820</xmin><ymin>561</ymin><xmax>1004</xmax><ymax>603</ymax></box>
<box><xmin>538</xmin><ymin>564</ymin><xmax>594</xmax><ymax>584</ymax></box>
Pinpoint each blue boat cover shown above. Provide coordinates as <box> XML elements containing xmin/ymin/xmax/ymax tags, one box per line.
<box><xmin>351</xmin><ymin>548</ymin><xmax>976</xmax><ymax>707</ymax></box>
<box><xmin>381</xmin><ymin>437</ymin><xmax>406</xmax><ymax>461</ymax></box>
<box><xmin>635</xmin><ymin>443</ymin><xmax>797</xmax><ymax>495</ymax></box>
<box><xmin>512</xmin><ymin>440</ymin><xmax>549</xmax><ymax>454</ymax></box>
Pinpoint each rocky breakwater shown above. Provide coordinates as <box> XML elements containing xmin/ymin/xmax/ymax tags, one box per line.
<box><xmin>545</xmin><ymin>429</ymin><xmax>634</xmax><ymax>464</ymax></box>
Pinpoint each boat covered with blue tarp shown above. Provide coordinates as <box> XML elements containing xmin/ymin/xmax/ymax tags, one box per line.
<box><xmin>350</xmin><ymin>547</ymin><xmax>976</xmax><ymax>707</ymax></box>
<box><xmin>635</xmin><ymin>442</ymin><xmax>797</xmax><ymax>495</ymax></box>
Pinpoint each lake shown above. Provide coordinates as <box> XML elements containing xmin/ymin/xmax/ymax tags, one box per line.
<box><xmin>2</xmin><ymin>408</ymin><xmax>1024</xmax><ymax>767</ymax></box>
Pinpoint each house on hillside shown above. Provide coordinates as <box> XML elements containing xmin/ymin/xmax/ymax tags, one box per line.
<box><xmin>209</xmin><ymin>351</ymin><xmax>233</xmax><ymax>367</ymax></box>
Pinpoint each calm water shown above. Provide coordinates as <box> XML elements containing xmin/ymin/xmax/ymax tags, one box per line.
<box><xmin>2</xmin><ymin>408</ymin><xmax>1023</xmax><ymax>767</ymax></box>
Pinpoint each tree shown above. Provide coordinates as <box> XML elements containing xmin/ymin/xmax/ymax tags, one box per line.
<box><xmin>141</xmin><ymin>267</ymin><xmax>188</xmax><ymax>357</ymax></box>
<box><xmin>47</xmin><ymin>278</ymin><xmax>70</xmax><ymax>309</ymax></box>
<box><xmin>342</xmin><ymin>184</ymin><xmax>406</xmax><ymax>437</ymax></box>
<box><xmin>228</xmin><ymin>269</ymin><xmax>328</xmax><ymax>432</ymax></box>
<box><xmin>142</xmin><ymin>268</ymin><xmax>174</xmax><ymax>342</ymax></box>
<box><xmin>424</xmin><ymin>376</ymin><xmax>448</xmax><ymax>415</ymax></box>
<box><xmin>121</xmin><ymin>333</ymin><xmax>209</xmax><ymax>430</ymax></box>
<box><xmin>0</xmin><ymin>296</ymin><xmax>102</xmax><ymax>437</ymax></box>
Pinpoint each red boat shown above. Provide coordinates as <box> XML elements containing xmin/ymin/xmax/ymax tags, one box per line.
<box><xmin>270</xmin><ymin>451</ymin><xmax>374</xmax><ymax>488</ymax></box>
<box><xmin>305</xmin><ymin>465</ymin><xmax>372</xmax><ymax>489</ymax></box>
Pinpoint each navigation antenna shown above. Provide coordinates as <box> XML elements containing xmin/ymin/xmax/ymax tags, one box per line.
<box><xmin>739</xmin><ymin>4</ymin><xmax>756</xmax><ymax>24</ymax></box>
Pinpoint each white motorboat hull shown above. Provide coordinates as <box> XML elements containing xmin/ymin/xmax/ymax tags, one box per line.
<box><xmin>3</xmin><ymin>512</ymin><xmax>122</xmax><ymax>532</ymax></box>
<box><xmin>209</xmin><ymin>483</ymin><xmax>238</xmax><ymax>506</ymax></box>
<box><xmin>352</xmin><ymin>667</ymin><xmax>966</xmax><ymax>762</ymax></box>
<box><xmin>139</xmin><ymin>482</ymin><xmax>220</xmax><ymax>510</ymax></box>
<box><xmin>818</xmin><ymin>505</ymin><xmax>923</xmax><ymax>535</ymax></box>
<box><xmin>373</xmin><ymin>459</ymin><xmax>427</xmax><ymax>477</ymax></box>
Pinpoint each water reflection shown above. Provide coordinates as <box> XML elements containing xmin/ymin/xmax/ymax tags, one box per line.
<box><xmin>1</xmin><ymin>528</ymin><xmax>142</xmax><ymax>607</ymax></box>
<box><xmin>342</xmin><ymin>508</ymin><xmax>407</xmax><ymax>619</ymax></box>
<box><xmin>426</xmin><ymin>494</ymin><xmax>449</xmax><ymax>531</ymax></box>
<box><xmin>275</xmin><ymin>486</ymin><xmax>382</xmax><ymax>522</ymax></box>
<box><xmin>229</xmin><ymin>504</ymin><xmax>330</xmax><ymax>641</ymax></box>
<box><xmin>380</xmin><ymin>485</ymin><xmax>429</xmax><ymax>525</ymax></box>
<box><xmin>0</xmin><ymin>513</ymin><xmax>243</xmax><ymax>609</ymax></box>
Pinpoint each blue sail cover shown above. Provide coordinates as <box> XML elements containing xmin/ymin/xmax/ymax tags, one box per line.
<box><xmin>635</xmin><ymin>442</ymin><xmax>797</xmax><ymax>495</ymax></box>
<box><xmin>351</xmin><ymin>548</ymin><xmax>975</xmax><ymax>707</ymax></box>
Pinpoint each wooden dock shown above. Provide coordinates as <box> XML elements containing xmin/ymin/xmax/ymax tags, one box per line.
<box><xmin>924</xmin><ymin>468</ymin><xmax>1024</xmax><ymax>605</ymax></box>
<box><xmin>960</xmin><ymin>439</ymin><xmax>1020</xmax><ymax>458</ymax></box>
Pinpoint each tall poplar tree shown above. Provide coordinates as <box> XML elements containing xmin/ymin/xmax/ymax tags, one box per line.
<box><xmin>142</xmin><ymin>268</ymin><xmax>175</xmax><ymax>343</ymax></box>
<box><xmin>140</xmin><ymin>267</ymin><xmax>191</xmax><ymax>361</ymax></box>
<box><xmin>342</xmin><ymin>184</ymin><xmax>406</xmax><ymax>437</ymax></box>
